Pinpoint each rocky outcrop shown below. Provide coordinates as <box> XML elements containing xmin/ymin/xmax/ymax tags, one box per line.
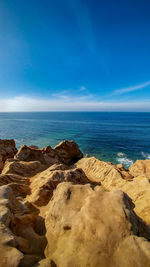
<box><xmin>76</xmin><ymin>157</ymin><xmax>133</xmax><ymax>188</ymax></box>
<box><xmin>0</xmin><ymin>139</ymin><xmax>150</xmax><ymax>267</ymax></box>
<box><xmin>129</xmin><ymin>160</ymin><xmax>150</xmax><ymax>178</ymax></box>
<box><xmin>76</xmin><ymin>157</ymin><xmax>150</xmax><ymax>225</ymax></box>
<box><xmin>0</xmin><ymin>185</ymin><xmax>47</xmax><ymax>267</ymax></box>
<box><xmin>54</xmin><ymin>140</ymin><xmax>83</xmax><ymax>164</ymax></box>
<box><xmin>15</xmin><ymin>145</ymin><xmax>59</xmax><ymax>167</ymax></box>
<box><xmin>27</xmin><ymin>163</ymin><xmax>99</xmax><ymax>207</ymax></box>
<box><xmin>43</xmin><ymin>182</ymin><xmax>150</xmax><ymax>267</ymax></box>
<box><xmin>0</xmin><ymin>139</ymin><xmax>17</xmax><ymax>173</ymax></box>
<box><xmin>2</xmin><ymin>159</ymin><xmax>43</xmax><ymax>177</ymax></box>
<box><xmin>15</xmin><ymin>141</ymin><xmax>83</xmax><ymax>167</ymax></box>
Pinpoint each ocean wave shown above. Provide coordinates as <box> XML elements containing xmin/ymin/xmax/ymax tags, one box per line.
<box><xmin>141</xmin><ymin>152</ymin><xmax>150</xmax><ymax>159</ymax></box>
<box><xmin>116</xmin><ymin>152</ymin><xmax>134</xmax><ymax>167</ymax></box>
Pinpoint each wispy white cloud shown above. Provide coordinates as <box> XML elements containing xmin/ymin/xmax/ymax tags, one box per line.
<box><xmin>0</xmin><ymin>95</ymin><xmax>150</xmax><ymax>112</ymax></box>
<box><xmin>113</xmin><ymin>81</ymin><xmax>150</xmax><ymax>95</ymax></box>
<box><xmin>79</xmin><ymin>86</ymin><xmax>86</xmax><ymax>91</ymax></box>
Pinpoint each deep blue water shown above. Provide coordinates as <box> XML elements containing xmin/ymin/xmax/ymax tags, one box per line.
<box><xmin>0</xmin><ymin>112</ymin><xmax>150</xmax><ymax>168</ymax></box>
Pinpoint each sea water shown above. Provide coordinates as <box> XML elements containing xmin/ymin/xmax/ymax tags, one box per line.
<box><xmin>0</xmin><ymin>112</ymin><xmax>150</xmax><ymax>168</ymax></box>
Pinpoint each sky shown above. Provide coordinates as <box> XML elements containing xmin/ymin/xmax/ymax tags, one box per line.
<box><xmin>0</xmin><ymin>0</ymin><xmax>150</xmax><ymax>111</ymax></box>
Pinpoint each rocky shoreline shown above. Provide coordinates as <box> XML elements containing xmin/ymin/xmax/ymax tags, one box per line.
<box><xmin>0</xmin><ymin>139</ymin><xmax>150</xmax><ymax>267</ymax></box>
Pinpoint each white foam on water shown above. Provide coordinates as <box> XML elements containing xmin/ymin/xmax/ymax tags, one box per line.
<box><xmin>116</xmin><ymin>152</ymin><xmax>134</xmax><ymax>167</ymax></box>
<box><xmin>117</xmin><ymin>152</ymin><xmax>126</xmax><ymax>158</ymax></box>
<box><xmin>141</xmin><ymin>152</ymin><xmax>150</xmax><ymax>159</ymax></box>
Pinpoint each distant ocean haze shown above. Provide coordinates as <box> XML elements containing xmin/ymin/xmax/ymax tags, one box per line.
<box><xmin>0</xmin><ymin>112</ymin><xmax>150</xmax><ymax>168</ymax></box>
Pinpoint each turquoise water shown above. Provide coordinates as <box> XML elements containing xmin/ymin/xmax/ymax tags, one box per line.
<box><xmin>0</xmin><ymin>112</ymin><xmax>150</xmax><ymax>168</ymax></box>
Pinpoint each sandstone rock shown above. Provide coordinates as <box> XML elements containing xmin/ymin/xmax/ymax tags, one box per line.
<box><xmin>76</xmin><ymin>157</ymin><xmax>132</xmax><ymax>188</ymax></box>
<box><xmin>120</xmin><ymin>175</ymin><xmax>150</xmax><ymax>225</ymax></box>
<box><xmin>15</xmin><ymin>145</ymin><xmax>59</xmax><ymax>167</ymax></box>
<box><xmin>28</xmin><ymin>163</ymin><xmax>99</xmax><ymax>207</ymax></box>
<box><xmin>2</xmin><ymin>159</ymin><xmax>43</xmax><ymax>177</ymax></box>
<box><xmin>0</xmin><ymin>139</ymin><xmax>17</xmax><ymax>173</ymax></box>
<box><xmin>0</xmin><ymin>173</ymin><xmax>30</xmax><ymax>198</ymax></box>
<box><xmin>0</xmin><ymin>185</ymin><xmax>47</xmax><ymax>267</ymax></box>
<box><xmin>43</xmin><ymin>182</ymin><xmax>150</xmax><ymax>267</ymax></box>
<box><xmin>54</xmin><ymin>140</ymin><xmax>83</xmax><ymax>164</ymax></box>
<box><xmin>76</xmin><ymin>157</ymin><xmax>150</xmax><ymax>225</ymax></box>
<box><xmin>129</xmin><ymin>160</ymin><xmax>150</xmax><ymax>178</ymax></box>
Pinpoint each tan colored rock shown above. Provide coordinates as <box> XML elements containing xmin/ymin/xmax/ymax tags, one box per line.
<box><xmin>2</xmin><ymin>159</ymin><xmax>43</xmax><ymax>177</ymax></box>
<box><xmin>0</xmin><ymin>173</ymin><xmax>30</xmax><ymax>197</ymax></box>
<box><xmin>54</xmin><ymin>140</ymin><xmax>83</xmax><ymax>164</ymax></box>
<box><xmin>76</xmin><ymin>157</ymin><xmax>132</xmax><ymax>188</ymax></box>
<box><xmin>28</xmin><ymin>163</ymin><xmax>99</xmax><ymax>207</ymax></box>
<box><xmin>15</xmin><ymin>145</ymin><xmax>59</xmax><ymax>167</ymax></box>
<box><xmin>0</xmin><ymin>139</ymin><xmax>17</xmax><ymax>173</ymax></box>
<box><xmin>120</xmin><ymin>175</ymin><xmax>150</xmax><ymax>225</ymax></box>
<box><xmin>0</xmin><ymin>185</ymin><xmax>47</xmax><ymax>267</ymax></box>
<box><xmin>129</xmin><ymin>160</ymin><xmax>150</xmax><ymax>178</ymax></box>
<box><xmin>43</xmin><ymin>182</ymin><xmax>150</xmax><ymax>267</ymax></box>
<box><xmin>76</xmin><ymin>157</ymin><xmax>150</xmax><ymax>225</ymax></box>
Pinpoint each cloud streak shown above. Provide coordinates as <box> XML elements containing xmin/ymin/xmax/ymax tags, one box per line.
<box><xmin>113</xmin><ymin>81</ymin><xmax>150</xmax><ymax>95</ymax></box>
<box><xmin>0</xmin><ymin>95</ymin><xmax>150</xmax><ymax>112</ymax></box>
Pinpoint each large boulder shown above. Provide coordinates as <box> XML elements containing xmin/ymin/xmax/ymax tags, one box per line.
<box><xmin>2</xmin><ymin>159</ymin><xmax>43</xmax><ymax>177</ymax></box>
<box><xmin>76</xmin><ymin>157</ymin><xmax>150</xmax><ymax>225</ymax></box>
<box><xmin>76</xmin><ymin>157</ymin><xmax>132</xmax><ymax>188</ymax></box>
<box><xmin>129</xmin><ymin>160</ymin><xmax>150</xmax><ymax>178</ymax></box>
<box><xmin>0</xmin><ymin>173</ymin><xmax>30</xmax><ymax>197</ymax></box>
<box><xmin>0</xmin><ymin>139</ymin><xmax>17</xmax><ymax>173</ymax></box>
<box><xmin>43</xmin><ymin>182</ymin><xmax>150</xmax><ymax>267</ymax></box>
<box><xmin>15</xmin><ymin>145</ymin><xmax>59</xmax><ymax>167</ymax></box>
<box><xmin>54</xmin><ymin>140</ymin><xmax>83</xmax><ymax>164</ymax></box>
<box><xmin>27</xmin><ymin>163</ymin><xmax>99</xmax><ymax>207</ymax></box>
<box><xmin>0</xmin><ymin>185</ymin><xmax>47</xmax><ymax>267</ymax></box>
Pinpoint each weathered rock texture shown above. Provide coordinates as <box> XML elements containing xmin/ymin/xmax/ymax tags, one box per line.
<box><xmin>0</xmin><ymin>139</ymin><xmax>17</xmax><ymax>173</ymax></box>
<box><xmin>76</xmin><ymin>157</ymin><xmax>150</xmax><ymax>224</ymax></box>
<box><xmin>129</xmin><ymin>160</ymin><xmax>150</xmax><ymax>178</ymax></box>
<box><xmin>0</xmin><ymin>139</ymin><xmax>150</xmax><ymax>267</ymax></box>
<box><xmin>43</xmin><ymin>183</ymin><xmax>150</xmax><ymax>267</ymax></box>
<box><xmin>54</xmin><ymin>140</ymin><xmax>83</xmax><ymax>164</ymax></box>
<box><xmin>0</xmin><ymin>185</ymin><xmax>47</xmax><ymax>267</ymax></box>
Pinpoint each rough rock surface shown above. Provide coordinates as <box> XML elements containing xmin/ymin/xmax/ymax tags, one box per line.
<box><xmin>129</xmin><ymin>160</ymin><xmax>150</xmax><ymax>178</ymax></box>
<box><xmin>0</xmin><ymin>139</ymin><xmax>17</xmax><ymax>173</ymax></box>
<box><xmin>27</xmin><ymin>163</ymin><xmax>99</xmax><ymax>206</ymax></box>
<box><xmin>43</xmin><ymin>182</ymin><xmax>150</xmax><ymax>267</ymax></box>
<box><xmin>54</xmin><ymin>140</ymin><xmax>83</xmax><ymax>164</ymax></box>
<box><xmin>15</xmin><ymin>145</ymin><xmax>59</xmax><ymax>167</ymax></box>
<box><xmin>0</xmin><ymin>185</ymin><xmax>47</xmax><ymax>267</ymax></box>
<box><xmin>76</xmin><ymin>157</ymin><xmax>150</xmax><ymax>225</ymax></box>
<box><xmin>76</xmin><ymin>157</ymin><xmax>133</xmax><ymax>187</ymax></box>
<box><xmin>2</xmin><ymin>159</ymin><xmax>43</xmax><ymax>177</ymax></box>
<box><xmin>0</xmin><ymin>139</ymin><xmax>150</xmax><ymax>267</ymax></box>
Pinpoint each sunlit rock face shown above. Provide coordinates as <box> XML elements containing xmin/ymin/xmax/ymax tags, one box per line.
<box><xmin>0</xmin><ymin>139</ymin><xmax>17</xmax><ymax>173</ymax></box>
<box><xmin>43</xmin><ymin>182</ymin><xmax>150</xmax><ymax>267</ymax></box>
<box><xmin>0</xmin><ymin>139</ymin><xmax>150</xmax><ymax>267</ymax></box>
<box><xmin>129</xmin><ymin>159</ymin><xmax>150</xmax><ymax>178</ymax></box>
<box><xmin>54</xmin><ymin>140</ymin><xmax>83</xmax><ymax>164</ymax></box>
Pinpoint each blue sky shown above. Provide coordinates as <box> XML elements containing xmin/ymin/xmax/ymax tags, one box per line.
<box><xmin>0</xmin><ymin>0</ymin><xmax>150</xmax><ymax>111</ymax></box>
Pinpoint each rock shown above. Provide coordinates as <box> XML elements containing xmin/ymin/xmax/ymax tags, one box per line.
<box><xmin>0</xmin><ymin>139</ymin><xmax>17</xmax><ymax>173</ymax></box>
<box><xmin>76</xmin><ymin>157</ymin><xmax>132</xmax><ymax>188</ymax></box>
<box><xmin>76</xmin><ymin>157</ymin><xmax>150</xmax><ymax>225</ymax></box>
<box><xmin>0</xmin><ymin>173</ymin><xmax>30</xmax><ymax>198</ymax></box>
<box><xmin>15</xmin><ymin>145</ymin><xmax>59</xmax><ymax>167</ymax></box>
<box><xmin>54</xmin><ymin>140</ymin><xmax>83</xmax><ymax>164</ymax></box>
<box><xmin>43</xmin><ymin>182</ymin><xmax>150</xmax><ymax>267</ymax></box>
<box><xmin>120</xmin><ymin>175</ymin><xmax>150</xmax><ymax>225</ymax></box>
<box><xmin>129</xmin><ymin>160</ymin><xmax>150</xmax><ymax>178</ymax></box>
<box><xmin>2</xmin><ymin>159</ymin><xmax>43</xmax><ymax>177</ymax></box>
<box><xmin>28</xmin><ymin>163</ymin><xmax>99</xmax><ymax>207</ymax></box>
<box><xmin>0</xmin><ymin>185</ymin><xmax>47</xmax><ymax>267</ymax></box>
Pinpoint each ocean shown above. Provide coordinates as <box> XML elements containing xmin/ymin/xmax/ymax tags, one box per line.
<box><xmin>0</xmin><ymin>112</ymin><xmax>150</xmax><ymax>168</ymax></box>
